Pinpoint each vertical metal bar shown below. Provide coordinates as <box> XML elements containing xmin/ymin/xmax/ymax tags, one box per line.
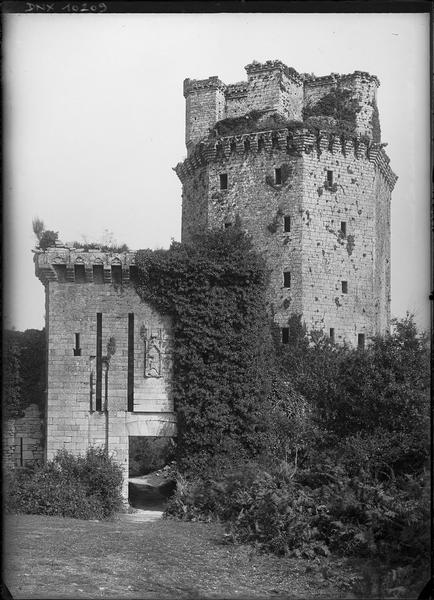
<box><xmin>127</xmin><ymin>313</ymin><xmax>134</xmax><ymax>412</ymax></box>
<box><xmin>96</xmin><ymin>313</ymin><xmax>102</xmax><ymax>411</ymax></box>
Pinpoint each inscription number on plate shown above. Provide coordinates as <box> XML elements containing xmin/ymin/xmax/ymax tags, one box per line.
<box><xmin>25</xmin><ymin>2</ymin><xmax>108</xmax><ymax>11</ymax></box>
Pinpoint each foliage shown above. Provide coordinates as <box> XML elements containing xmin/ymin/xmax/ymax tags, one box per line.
<box><xmin>210</xmin><ymin>110</ymin><xmax>304</xmax><ymax>138</ymax></box>
<box><xmin>32</xmin><ymin>217</ymin><xmax>45</xmax><ymax>242</ymax></box>
<box><xmin>134</xmin><ymin>227</ymin><xmax>276</xmax><ymax>474</ymax></box>
<box><xmin>5</xmin><ymin>448</ymin><xmax>123</xmax><ymax>520</ymax></box>
<box><xmin>72</xmin><ymin>241</ymin><xmax>130</xmax><ymax>253</ymax></box>
<box><xmin>129</xmin><ymin>437</ymin><xmax>176</xmax><ymax>477</ymax></box>
<box><xmin>39</xmin><ymin>230</ymin><xmax>59</xmax><ymax>251</ymax></box>
<box><xmin>32</xmin><ymin>218</ymin><xmax>59</xmax><ymax>250</ymax></box>
<box><xmin>3</xmin><ymin>329</ymin><xmax>45</xmax><ymax>416</ymax></box>
<box><xmin>2</xmin><ymin>336</ymin><xmax>22</xmax><ymax>418</ymax></box>
<box><xmin>166</xmin><ymin>314</ymin><xmax>429</xmax><ymax>597</ymax></box>
<box><xmin>303</xmin><ymin>87</ymin><xmax>360</xmax><ymax>133</ymax></box>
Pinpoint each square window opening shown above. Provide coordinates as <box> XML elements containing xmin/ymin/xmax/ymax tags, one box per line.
<box><xmin>53</xmin><ymin>264</ymin><xmax>67</xmax><ymax>282</ymax></box>
<box><xmin>220</xmin><ymin>173</ymin><xmax>228</xmax><ymax>190</ymax></box>
<box><xmin>111</xmin><ymin>265</ymin><xmax>122</xmax><ymax>285</ymax></box>
<box><xmin>224</xmin><ymin>222</ymin><xmax>232</xmax><ymax>229</ymax></box>
<box><xmin>74</xmin><ymin>264</ymin><xmax>86</xmax><ymax>283</ymax></box>
<box><xmin>284</xmin><ymin>216</ymin><xmax>291</xmax><ymax>232</ymax></box>
<box><xmin>283</xmin><ymin>271</ymin><xmax>291</xmax><ymax>288</ymax></box>
<box><xmin>93</xmin><ymin>264</ymin><xmax>104</xmax><ymax>284</ymax></box>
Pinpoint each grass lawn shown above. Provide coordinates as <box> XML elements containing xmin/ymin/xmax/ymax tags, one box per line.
<box><xmin>3</xmin><ymin>513</ymin><xmax>359</xmax><ymax>599</ymax></box>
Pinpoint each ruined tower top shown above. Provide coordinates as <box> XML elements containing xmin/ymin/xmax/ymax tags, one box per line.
<box><xmin>182</xmin><ymin>60</ymin><xmax>381</xmax><ymax>154</ymax></box>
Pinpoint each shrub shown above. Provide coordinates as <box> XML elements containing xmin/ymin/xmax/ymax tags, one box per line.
<box><xmin>4</xmin><ymin>448</ymin><xmax>123</xmax><ymax>520</ymax></box>
<box><xmin>39</xmin><ymin>230</ymin><xmax>58</xmax><ymax>250</ymax></box>
<box><xmin>134</xmin><ymin>227</ymin><xmax>276</xmax><ymax>475</ymax></box>
<box><xmin>129</xmin><ymin>437</ymin><xmax>175</xmax><ymax>477</ymax></box>
<box><xmin>3</xmin><ymin>328</ymin><xmax>45</xmax><ymax>417</ymax></box>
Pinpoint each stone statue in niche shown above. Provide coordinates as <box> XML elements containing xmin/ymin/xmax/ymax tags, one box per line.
<box><xmin>144</xmin><ymin>329</ymin><xmax>163</xmax><ymax>378</ymax></box>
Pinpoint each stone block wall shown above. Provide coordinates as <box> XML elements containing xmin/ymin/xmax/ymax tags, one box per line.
<box><xmin>175</xmin><ymin>123</ymin><xmax>397</xmax><ymax>345</ymax></box>
<box><xmin>3</xmin><ymin>404</ymin><xmax>44</xmax><ymax>470</ymax></box>
<box><xmin>35</xmin><ymin>249</ymin><xmax>176</xmax><ymax>499</ymax></box>
<box><xmin>183</xmin><ymin>61</ymin><xmax>381</xmax><ymax>156</ymax></box>
<box><xmin>303</xmin><ymin>72</ymin><xmax>380</xmax><ymax>142</ymax></box>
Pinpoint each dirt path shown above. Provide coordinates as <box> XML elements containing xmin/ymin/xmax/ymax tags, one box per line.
<box><xmin>4</xmin><ymin>514</ymin><xmax>356</xmax><ymax>599</ymax></box>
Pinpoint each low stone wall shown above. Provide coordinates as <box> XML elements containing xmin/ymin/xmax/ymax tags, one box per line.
<box><xmin>3</xmin><ymin>404</ymin><xmax>44</xmax><ymax>470</ymax></box>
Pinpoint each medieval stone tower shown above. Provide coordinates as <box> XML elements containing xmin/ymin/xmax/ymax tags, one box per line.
<box><xmin>175</xmin><ymin>60</ymin><xmax>397</xmax><ymax>346</ymax></box>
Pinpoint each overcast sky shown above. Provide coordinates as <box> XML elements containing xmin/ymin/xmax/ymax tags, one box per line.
<box><xmin>3</xmin><ymin>12</ymin><xmax>431</xmax><ymax>333</ymax></box>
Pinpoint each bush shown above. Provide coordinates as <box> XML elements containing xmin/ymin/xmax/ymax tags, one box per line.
<box><xmin>129</xmin><ymin>437</ymin><xmax>175</xmax><ymax>477</ymax></box>
<box><xmin>134</xmin><ymin>227</ymin><xmax>276</xmax><ymax>475</ymax></box>
<box><xmin>4</xmin><ymin>448</ymin><xmax>123</xmax><ymax>520</ymax></box>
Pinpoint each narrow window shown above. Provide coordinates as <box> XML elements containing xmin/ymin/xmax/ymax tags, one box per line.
<box><xmin>283</xmin><ymin>271</ymin><xmax>291</xmax><ymax>288</ymax></box>
<box><xmin>96</xmin><ymin>313</ymin><xmax>102</xmax><ymax>412</ymax></box>
<box><xmin>73</xmin><ymin>333</ymin><xmax>81</xmax><ymax>356</ymax></box>
<box><xmin>220</xmin><ymin>173</ymin><xmax>228</xmax><ymax>190</ymax></box>
<box><xmin>111</xmin><ymin>265</ymin><xmax>122</xmax><ymax>285</ymax></box>
<box><xmin>20</xmin><ymin>437</ymin><xmax>23</xmax><ymax>467</ymax></box>
<box><xmin>340</xmin><ymin>221</ymin><xmax>347</xmax><ymax>236</ymax></box>
<box><xmin>341</xmin><ymin>281</ymin><xmax>348</xmax><ymax>294</ymax></box>
<box><xmin>129</xmin><ymin>265</ymin><xmax>138</xmax><ymax>283</ymax></box>
<box><xmin>127</xmin><ymin>313</ymin><xmax>134</xmax><ymax>412</ymax></box>
<box><xmin>282</xmin><ymin>327</ymin><xmax>290</xmax><ymax>344</ymax></box>
<box><xmin>93</xmin><ymin>264</ymin><xmax>104</xmax><ymax>284</ymax></box>
<box><xmin>275</xmin><ymin>168</ymin><xmax>282</xmax><ymax>185</ymax></box>
<box><xmin>74</xmin><ymin>264</ymin><xmax>86</xmax><ymax>283</ymax></box>
<box><xmin>284</xmin><ymin>216</ymin><xmax>291</xmax><ymax>232</ymax></box>
<box><xmin>327</xmin><ymin>170</ymin><xmax>333</xmax><ymax>186</ymax></box>
<box><xmin>53</xmin><ymin>264</ymin><xmax>67</xmax><ymax>282</ymax></box>
<box><xmin>329</xmin><ymin>328</ymin><xmax>335</xmax><ymax>343</ymax></box>
<box><xmin>358</xmin><ymin>333</ymin><xmax>365</xmax><ymax>350</ymax></box>
<box><xmin>89</xmin><ymin>356</ymin><xmax>96</xmax><ymax>411</ymax></box>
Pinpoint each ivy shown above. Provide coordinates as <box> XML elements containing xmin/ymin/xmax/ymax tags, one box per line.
<box><xmin>134</xmin><ymin>227</ymin><xmax>277</xmax><ymax>475</ymax></box>
<box><xmin>3</xmin><ymin>329</ymin><xmax>46</xmax><ymax>417</ymax></box>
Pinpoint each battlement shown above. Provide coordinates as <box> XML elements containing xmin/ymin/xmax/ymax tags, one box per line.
<box><xmin>175</xmin><ymin>127</ymin><xmax>397</xmax><ymax>190</ymax></box>
<box><xmin>183</xmin><ymin>76</ymin><xmax>225</xmax><ymax>97</ymax></box>
<box><xmin>183</xmin><ymin>60</ymin><xmax>382</xmax><ymax>152</ymax></box>
<box><xmin>302</xmin><ymin>70</ymin><xmax>380</xmax><ymax>87</ymax></box>
<box><xmin>34</xmin><ymin>246</ymin><xmax>137</xmax><ymax>286</ymax></box>
<box><xmin>245</xmin><ymin>60</ymin><xmax>304</xmax><ymax>85</ymax></box>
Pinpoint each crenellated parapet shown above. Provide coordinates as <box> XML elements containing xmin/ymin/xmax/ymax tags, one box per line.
<box><xmin>245</xmin><ymin>60</ymin><xmax>303</xmax><ymax>86</ymax></box>
<box><xmin>33</xmin><ymin>245</ymin><xmax>137</xmax><ymax>286</ymax></box>
<box><xmin>174</xmin><ymin>127</ymin><xmax>397</xmax><ymax>190</ymax></box>
<box><xmin>183</xmin><ymin>75</ymin><xmax>225</xmax><ymax>97</ymax></box>
<box><xmin>225</xmin><ymin>82</ymin><xmax>249</xmax><ymax>98</ymax></box>
<box><xmin>302</xmin><ymin>70</ymin><xmax>380</xmax><ymax>88</ymax></box>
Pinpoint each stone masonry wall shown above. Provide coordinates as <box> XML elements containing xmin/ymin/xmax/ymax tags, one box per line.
<box><xmin>303</xmin><ymin>73</ymin><xmax>380</xmax><ymax>141</ymax></box>
<box><xmin>42</xmin><ymin>272</ymin><xmax>176</xmax><ymax>499</ymax></box>
<box><xmin>3</xmin><ymin>404</ymin><xmax>44</xmax><ymax>470</ymax></box>
<box><xmin>300</xmin><ymin>141</ymin><xmax>378</xmax><ymax>343</ymax></box>
<box><xmin>176</xmin><ymin>126</ymin><xmax>396</xmax><ymax>344</ymax></box>
<box><xmin>373</xmin><ymin>169</ymin><xmax>392</xmax><ymax>333</ymax></box>
<box><xmin>177</xmin><ymin>62</ymin><xmax>396</xmax><ymax>345</ymax></box>
<box><xmin>206</xmin><ymin>146</ymin><xmax>305</xmax><ymax>321</ymax></box>
<box><xmin>184</xmin><ymin>78</ymin><xmax>225</xmax><ymax>153</ymax></box>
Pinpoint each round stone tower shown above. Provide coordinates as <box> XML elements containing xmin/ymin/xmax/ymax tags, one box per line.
<box><xmin>175</xmin><ymin>60</ymin><xmax>397</xmax><ymax>347</ymax></box>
